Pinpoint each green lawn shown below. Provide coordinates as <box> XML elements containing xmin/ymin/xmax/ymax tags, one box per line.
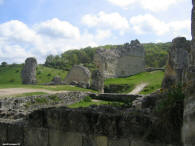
<box><xmin>0</xmin><ymin>64</ymin><xmax>67</xmax><ymax>84</ymax></box>
<box><xmin>0</xmin><ymin>84</ymin><xmax>96</xmax><ymax>93</ymax></box>
<box><xmin>68</xmin><ymin>100</ymin><xmax>123</xmax><ymax>108</ymax></box>
<box><xmin>0</xmin><ymin>65</ymin><xmax>95</xmax><ymax>93</ymax></box>
<box><xmin>7</xmin><ymin>92</ymin><xmax>48</xmax><ymax>98</ymax></box>
<box><xmin>104</xmin><ymin>71</ymin><xmax>165</xmax><ymax>94</ymax></box>
<box><xmin>0</xmin><ymin>65</ymin><xmax>164</xmax><ymax>95</ymax></box>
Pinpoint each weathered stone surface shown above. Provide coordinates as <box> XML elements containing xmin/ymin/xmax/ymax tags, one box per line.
<box><xmin>104</xmin><ymin>84</ymin><xmax>130</xmax><ymax>93</ymax></box>
<box><xmin>64</xmin><ymin>65</ymin><xmax>91</xmax><ymax>88</ymax></box>
<box><xmin>49</xmin><ymin>131</ymin><xmax>82</xmax><ymax>146</ymax></box>
<box><xmin>89</xmin><ymin>93</ymin><xmax>141</xmax><ymax>103</ymax></box>
<box><xmin>0</xmin><ymin>123</ymin><xmax>7</xmax><ymax>145</ymax></box>
<box><xmin>182</xmin><ymin>1</ymin><xmax>195</xmax><ymax>146</ymax></box>
<box><xmin>162</xmin><ymin>37</ymin><xmax>190</xmax><ymax>89</ymax></box>
<box><xmin>108</xmin><ymin>138</ymin><xmax>129</xmax><ymax>146</ymax></box>
<box><xmin>95</xmin><ymin>136</ymin><xmax>108</xmax><ymax>146</ymax></box>
<box><xmin>91</xmin><ymin>70</ymin><xmax>104</xmax><ymax>93</ymax></box>
<box><xmin>0</xmin><ymin>92</ymin><xmax>89</xmax><ymax>119</ymax></box>
<box><xmin>145</xmin><ymin>67</ymin><xmax>165</xmax><ymax>72</ymax></box>
<box><xmin>7</xmin><ymin>123</ymin><xmax>24</xmax><ymax>145</ymax></box>
<box><xmin>24</xmin><ymin>128</ymin><xmax>48</xmax><ymax>146</ymax></box>
<box><xmin>0</xmin><ymin>102</ymin><xmax>182</xmax><ymax>146</ymax></box>
<box><xmin>21</xmin><ymin>57</ymin><xmax>37</xmax><ymax>84</ymax></box>
<box><xmin>94</xmin><ymin>40</ymin><xmax>145</xmax><ymax>78</ymax></box>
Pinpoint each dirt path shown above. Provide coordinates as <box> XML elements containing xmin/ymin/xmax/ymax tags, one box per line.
<box><xmin>0</xmin><ymin>88</ymin><xmax>67</xmax><ymax>97</ymax></box>
<box><xmin>129</xmin><ymin>83</ymin><xmax>148</xmax><ymax>95</ymax></box>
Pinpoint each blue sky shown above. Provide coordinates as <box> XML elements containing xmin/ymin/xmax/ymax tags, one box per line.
<box><xmin>0</xmin><ymin>0</ymin><xmax>192</xmax><ymax>63</ymax></box>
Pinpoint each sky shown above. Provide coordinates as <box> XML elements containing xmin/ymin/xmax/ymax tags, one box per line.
<box><xmin>0</xmin><ymin>0</ymin><xmax>192</xmax><ymax>64</ymax></box>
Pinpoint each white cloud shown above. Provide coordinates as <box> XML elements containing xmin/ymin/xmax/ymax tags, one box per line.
<box><xmin>107</xmin><ymin>0</ymin><xmax>183</xmax><ymax>12</ymax></box>
<box><xmin>0</xmin><ymin>20</ymin><xmax>37</xmax><ymax>43</ymax></box>
<box><xmin>34</xmin><ymin>18</ymin><xmax>80</xmax><ymax>39</ymax></box>
<box><xmin>130</xmin><ymin>14</ymin><xmax>191</xmax><ymax>38</ymax></box>
<box><xmin>82</xmin><ymin>11</ymin><xmax>129</xmax><ymax>34</ymax></box>
<box><xmin>0</xmin><ymin>19</ymin><xmax>101</xmax><ymax>64</ymax></box>
<box><xmin>95</xmin><ymin>29</ymin><xmax>112</xmax><ymax>40</ymax></box>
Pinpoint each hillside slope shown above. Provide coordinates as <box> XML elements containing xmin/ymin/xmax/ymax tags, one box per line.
<box><xmin>0</xmin><ymin>65</ymin><xmax>67</xmax><ymax>85</ymax></box>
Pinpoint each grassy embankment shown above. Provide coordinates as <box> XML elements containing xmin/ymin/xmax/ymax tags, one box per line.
<box><xmin>0</xmin><ymin>65</ymin><xmax>95</xmax><ymax>93</ymax></box>
<box><xmin>0</xmin><ymin>65</ymin><xmax>164</xmax><ymax>96</ymax></box>
<box><xmin>105</xmin><ymin>70</ymin><xmax>164</xmax><ymax>95</ymax></box>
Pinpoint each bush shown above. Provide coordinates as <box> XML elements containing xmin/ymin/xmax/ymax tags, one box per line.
<box><xmin>35</xmin><ymin>97</ymin><xmax>49</xmax><ymax>104</ymax></box>
<box><xmin>9</xmin><ymin>79</ymin><xmax>15</xmax><ymax>83</ymax></box>
<box><xmin>83</xmin><ymin>96</ymin><xmax>92</xmax><ymax>102</ymax></box>
<box><xmin>153</xmin><ymin>84</ymin><xmax>185</xmax><ymax>143</ymax></box>
<box><xmin>48</xmin><ymin>95</ymin><xmax>61</xmax><ymax>102</ymax></box>
<box><xmin>37</xmin><ymin>71</ymin><xmax>41</xmax><ymax>75</ymax></box>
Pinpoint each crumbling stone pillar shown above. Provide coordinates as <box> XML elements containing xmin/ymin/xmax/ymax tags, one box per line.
<box><xmin>162</xmin><ymin>37</ymin><xmax>190</xmax><ymax>89</ymax></box>
<box><xmin>91</xmin><ymin>70</ymin><xmax>104</xmax><ymax>93</ymax></box>
<box><xmin>21</xmin><ymin>57</ymin><xmax>37</xmax><ymax>84</ymax></box>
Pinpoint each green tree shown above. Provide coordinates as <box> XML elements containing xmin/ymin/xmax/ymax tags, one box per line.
<box><xmin>1</xmin><ymin>62</ymin><xmax>7</xmax><ymax>67</ymax></box>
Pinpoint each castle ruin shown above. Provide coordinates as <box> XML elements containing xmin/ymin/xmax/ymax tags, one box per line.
<box><xmin>94</xmin><ymin>40</ymin><xmax>145</xmax><ymax>79</ymax></box>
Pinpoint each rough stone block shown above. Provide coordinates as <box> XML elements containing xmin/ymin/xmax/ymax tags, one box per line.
<box><xmin>24</xmin><ymin>127</ymin><xmax>48</xmax><ymax>146</ymax></box>
<box><xmin>108</xmin><ymin>138</ymin><xmax>129</xmax><ymax>146</ymax></box>
<box><xmin>49</xmin><ymin>130</ymin><xmax>82</xmax><ymax>146</ymax></box>
<box><xmin>7</xmin><ymin>124</ymin><xmax>24</xmax><ymax>145</ymax></box>
<box><xmin>0</xmin><ymin>123</ymin><xmax>7</xmax><ymax>145</ymax></box>
<box><xmin>95</xmin><ymin>136</ymin><xmax>108</xmax><ymax>146</ymax></box>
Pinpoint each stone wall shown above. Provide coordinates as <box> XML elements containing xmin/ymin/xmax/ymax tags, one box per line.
<box><xmin>182</xmin><ymin>0</ymin><xmax>195</xmax><ymax>145</ymax></box>
<box><xmin>0</xmin><ymin>92</ymin><xmax>89</xmax><ymax>119</ymax></box>
<box><xmin>94</xmin><ymin>40</ymin><xmax>145</xmax><ymax>78</ymax></box>
<box><xmin>64</xmin><ymin>65</ymin><xmax>91</xmax><ymax>88</ymax></box>
<box><xmin>0</xmin><ymin>105</ymin><xmax>179</xmax><ymax>146</ymax></box>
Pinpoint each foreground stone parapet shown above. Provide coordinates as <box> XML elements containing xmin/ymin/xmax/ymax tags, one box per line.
<box><xmin>64</xmin><ymin>65</ymin><xmax>91</xmax><ymax>88</ymax></box>
<box><xmin>0</xmin><ymin>92</ymin><xmax>89</xmax><ymax>119</ymax></box>
<box><xmin>0</xmin><ymin>105</ymin><xmax>180</xmax><ymax>146</ymax></box>
<box><xmin>94</xmin><ymin>40</ymin><xmax>145</xmax><ymax>79</ymax></box>
<box><xmin>21</xmin><ymin>57</ymin><xmax>37</xmax><ymax>84</ymax></box>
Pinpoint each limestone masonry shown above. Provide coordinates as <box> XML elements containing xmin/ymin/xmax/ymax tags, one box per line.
<box><xmin>162</xmin><ymin>37</ymin><xmax>190</xmax><ymax>89</ymax></box>
<box><xmin>21</xmin><ymin>57</ymin><xmax>37</xmax><ymax>84</ymax></box>
<box><xmin>182</xmin><ymin>0</ymin><xmax>195</xmax><ymax>145</ymax></box>
<box><xmin>94</xmin><ymin>40</ymin><xmax>145</xmax><ymax>78</ymax></box>
<box><xmin>64</xmin><ymin>65</ymin><xmax>91</xmax><ymax>88</ymax></box>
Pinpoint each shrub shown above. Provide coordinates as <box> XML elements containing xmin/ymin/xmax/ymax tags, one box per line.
<box><xmin>37</xmin><ymin>71</ymin><xmax>41</xmax><ymax>75</ymax></box>
<box><xmin>83</xmin><ymin>96</ymin><xmax>92</xmax><ymax>102</ymax></box>
<box><xmin>153</xmin><ymin>84</ymin><xmax>185</xmax><ymax>143</ymax></box>
<box><xmin>48</xmin><ymin>95</ymin><xmax>61</xmax><ymax>102</ymax></box>
<box><xmin>35</xmin><ymin>97</ymin><xmax>49</xmax><ymax>104</ymax></box>
<box><xmin>9</xmin><ymin>79</ymin><xmax>15</xmax><ymax>83</ymax></box>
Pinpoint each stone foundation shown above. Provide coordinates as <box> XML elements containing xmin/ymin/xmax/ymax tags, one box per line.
<box><xmin>0</xmin><ymin>105</ymin><xmax>178</xmax><ymax>146</ymax></box>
